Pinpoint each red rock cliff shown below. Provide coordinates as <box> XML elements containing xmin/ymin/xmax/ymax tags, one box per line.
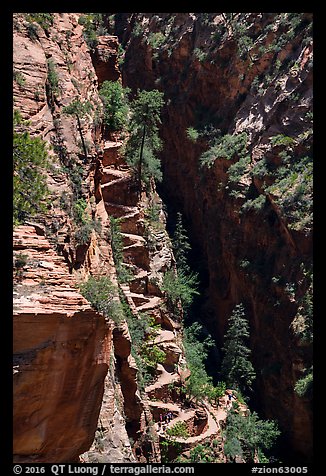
<box><xmin>118</xmin><ymin>12</ymin><xmax>313</xmax><ymax>461</ymax></box>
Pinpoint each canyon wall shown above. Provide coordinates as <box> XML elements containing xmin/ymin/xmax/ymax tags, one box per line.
<box><xmin>118</xmin><ymin>13</ymin><xmax>313</xmax><ymax>461</ymax></box>
<box><xmin>13</xmin><ymin>13</ymin><xmax>134</xmax><ymax>462</ymax></box>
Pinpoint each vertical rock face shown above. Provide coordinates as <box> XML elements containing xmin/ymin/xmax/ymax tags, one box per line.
<box><xmin>119</xmin><ymin>13</ymin><xmax>313</xmax><ymax>460</ymax></box>
<box><xmin>13</xmin><ymin>226</ymin><xmax>113</xmax><ymax>463</ymax></box>
<box><xmin>12</xmin><ymin>14</ymin><xmax>133</xmax><ymax>463</ymax></box>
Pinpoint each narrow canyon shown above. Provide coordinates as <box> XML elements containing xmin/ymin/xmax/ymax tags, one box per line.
<box><xmin>13</xmin><ymin>12</ymin><xmax>313</xmax><ymax>465</ymax></box>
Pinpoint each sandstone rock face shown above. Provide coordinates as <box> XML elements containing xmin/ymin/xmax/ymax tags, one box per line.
<box><xmin>13</xmin><ymin>14</ymin><xmax>135</xmax><ymax>463</ymax></box>
<box><xmin>92</xmin><ymin>36</ymin><xmax>121</xmax><ymax>86</ymax></box>
<box><xmin>13</xmin><ymin>226</ymin><xmax>113</xmax><ymax>463</ymax></box>
<box><xmin>120</xmin><ymin>13</ymin><xmax>313</xmax><ymax>461</ymax></box>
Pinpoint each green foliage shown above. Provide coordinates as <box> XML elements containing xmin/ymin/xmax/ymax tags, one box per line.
<box><xmin>73</xmin><ymin>198</ymin><xmax>88</xmax><ymax>224</ymax></box>
<box><xmin>62</xmin><ymin>164</ymin><xmax>84</xmax><ymax>199</ymax></box>
<box><xmin>221</xmin><ymin>304</ymin><xmax>256</xmax><ymax>395</ymax></box>
<box><xmin>144</xmin><ymin>202</ymin><xmax>161</xmax><ymax>223</ymax></box>
<box><xmin>109</xmin><ymin>217</ymin><xmax>133</xmax><ymax>283</ymax></box>
<box><xmin>74</xmin><ymin>218</ymin><xmax>101</xmax><ymax>245</ymax></box>
<box><xmin>13</xmin><ymin>70</ymin><xmax>25</xmax><ymax>87</ymax></box>
<box><xmin>125</xmin><ymin>89</ymin><xmax>164</xmax><ymax>186</ymax></box>
<box><xmin>183</xmin><ymin>322</ymin><xmax>216</xmax><ymax>402</ymax></box>
<box><xmin>186</xmin><ymin>127</ymin><xmax>199</xmax><ymax>143</ymax></box>
<box><xmin>63</xmin><ymin>98</ymin><xmax>93</xmax><ymax>159</ymax></box>
<box><xmin>291</xmin><ymin>278</ymin><xmax>313</xmax><ymax>343</ymax></box>
<box><xmin>120</xmin><ymin>295</ymin><xmax>164</xmax><ymax>388</ymax></box>
<box><xmin>78</xmin><ymin>14</ymin><xmax>107</xmax><ymax>50</ymax></box>
<box><xmin>140</xmin><ymin>343</ymin><xmax>166</xmax><ymax>368</ymax></box>
<box><xmin>14</xmin><ymin>253</ymin><xmax>28</xmax><ymax>270</ymax></box>
<box><xmin>265</xmin><ymin>153</ymin><xmax>312</xmax><ymax>231</ymax></box>
<box><xmin>172</xmin><ymin>212</ymin><xmax>192</xmax><ymax>274</ymax></box>
<box><xmin>250</xmin><ymin>158</ymin><xmax>274</xmax><ymax>179</ymax></box>
<box><xmin>270</xmin><ymin>134</ymin><xmax>295</xmax><ymax>148</ymax></box>
<box><xmin>294</xmin><ymin>368</ymin><xmax>313</xmax><ymax>397</ymax></box>
<box><xmin>25</xmin><ymin>13</ymin><xmax>53</xmax><ymax>31</ymax></box>
<box><xmin>224</xmin><ymin>410</ymin><xmax>280</xmax><ymax>462</ymax></box>
<box><xmin>80</xmin><ymin>276</ymin><xmax>123</xmax><ymax>323</ymax></box>
<box><xmin>13</xmin><ymin>111</ymin><xmax>49</xmax><ymax>226</ymax></box>
<box><xmin>161</xmin><ymin>269</ymin><xmax>199</xmax><ymax>310</ymax></box>
<box><xmin>227</xmin><ymin>155</ymin><xmax>250</xmax><ymax>183</ymax></box>
<box><xmin>166</xmin><ymin>421</ymin><xmax>189</xmax><ymax>439</ymax></box>
<box><xmin>241</xmin><ymin>194</ymin><xmax>266</xmax><ymax>213</ymax></box>
<box><xmin>47</xmin><ymin>59</ymin><xmax>59</xmax><ymax>96</ymax></box>
<box><xmin>62</xmin><ymin>98</ymin><xmax>92</xmax><ymax>117</ymax></box>
<box><xmin>200</xmin><ymin>132</ymin><xmax>248</xmax><ymax>168</ymax></box>
<box><xmin>132</xmin><ymin>21</ymin><xmax>143</xmax><ymax>37</ymax></box>
<box><xmin>99</xmin><ymin>80</ymin><xmax>130</xmax><ymax>132</ymax></box>
<box><xmin>26</xmin><ymin>22</ymin><xmax>39</xmax><ymax>41</ymax></box>
<box><xmin>147</xmin><ymin>32</ymin><xmax>165</xmax><ymax>50</ymax></box>
<box><xmin>194</xmin><ymin>48</ymin><xmax>207</xmax><ymax>62</ymax></box>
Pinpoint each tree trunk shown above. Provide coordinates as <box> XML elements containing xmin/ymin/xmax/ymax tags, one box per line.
<box><xmin>76</xmin><ymin>113</ymin><xmax>88</xmax><ymax>161</ymax></box>
<box><xmin>138</xmin><ymin>123</ymin><xmax>146</xmax><ymax>197</ymax></box>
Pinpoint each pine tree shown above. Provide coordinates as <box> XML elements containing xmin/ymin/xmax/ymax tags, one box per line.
<box><xmin>172</xmin><ymin>212</ymin><xmax>191</xmax><ymax>274</ymax></box>
<box><xmin>125</xmin><ymin>89</ymin><xmax>164</xmax><ymax>189</ymax></box>
<box><xmin>62</xmin><ymin>98</ymin><xmax>93</xmax><ymax>160</ymax></box>
<box><xmin>224</xmin><ymin>409</ymin><xmax>280</xmax><ymax>462</ymax></box>
<box><xmin>99</xmin><ymin>80</ymin><xmax>130</xmax><ymax>132</ymax></box>
<box><xmin>221</xmin><ymin>303</ymin><xmax>256</xmax><ymax>395</ymax></box>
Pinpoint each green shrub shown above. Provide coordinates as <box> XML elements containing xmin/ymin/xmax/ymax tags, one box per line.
<box><xmin>26</xmin><ymin>22</ymin><xmax>39</xmax><ymax>41</ymax></box>
<box><xmin>25</xmin><ymin>13</ymin><xmax>53</xmax><ymax>31</ymax></box>
<box><xmin>227</xmin><ymin>155</ymin><xmax>250</xmax><ymax>183</ymax></box>
<box><xmin>78</xmin><ymin>14</ymin><xmax>106</xmax><ymax>50</ymax></box>
<box><xmin>186</xmin><ymin>127</ymin><xmax>199</xmax><ymax>143</ymax></box>
<box><xmin>99</xmin><ymin>80</ymin><xmax>130</xmax><ymax>131</ymax></box>
<box><xmin>147</xmin><ymin>32</ymin><xmax>165</xmax><ymax>50</ymax></box>
<box><xmin>294</xmin><ymin>369</ymin><xmax>313</xmax><ymax>397</ymax></box>
<box><xmin>74</xmin><ymin>219</ymin><xmax>101</xmax><ymax>245</ymax></box>
<box><xmin>109</xmin><ymin>216</ymin><xmax>133</xmax><ymax>283</ymax></box>
<box><xmin>161</xmin><ymin>269</ymin><xmax>199</xmax><ymax>310</ymax></box>
<box><xmin>73</xmin><ymin>198</ymin><xmax>88</xmax><ymax>224</ymax></box>
<box><xmin>166</xmin><ymin>421</ymin><xmax>189</xmax><ymax>439</ymax></box>
<box><xmin>200</xmin><ymin>132</ymin><xmax>248</xmax><ymax>168</ymax></box>
<box><xmin>194</xmin><ymin>48</ymin><xmax>207</xmax><ymax>62</ymax></box>
<box><xmin>14</xmin><ymin>253</ymin><xmax>28</xmax><ymax>269</ymax></box>
<box><xmin>13</xmin><ymin>110</ymin><xmax>49</xmax><ymax>225</ymax></box>
<box><xmin>224</xmin><ymin>410</ymin><xmax>280</xmax><ymax>462</ymax></box>
<box><xmin>241</xmin><ymin>194</ymin><xmax>266</xmax><ymax>213</ymax></box>
<box><xmin>47</xmin><ymin>59</ymin><xmax>59</xmax><ymax>96</ymax></box>
<box><xmin>270</xmin><ymin>134</ymin><xmax>294</xmax><ymax>148</ymax></box>
<box><xmin>13</xmin><ymin>70</ymin><xmax>25</xmax><ymax>87</ymax></box>
<box><xmin>80</xmin><ymin>276</ymin><xmax>123</xmax><ymax>323</ymax></box>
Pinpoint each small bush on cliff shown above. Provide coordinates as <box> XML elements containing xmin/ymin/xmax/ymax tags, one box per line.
<box><xmin>13</xmin><ymin>70</ymin><xmax>25</xmax><ymax>88</ymax></box>
<box><xmin>200</xmin><ymin>132</ymin><xmax>248</xmax><ymax>168</ymax></box>
<box><xmin>166</xmin><ymin>421</ymin><xmax>189</xmax><ymax>439</ymax></box>
<box><xmin>161</xmin><ymin>269</ymin><xmax>199</xmax><ymax>311</ymax></box>
<box><xmin>13</xmin><ymin>110</ymin><xmax>49</xmax><ymax>226</ymax></box>
<box><xmin>186</xmin><ymin>127</ymin><xmax>199</xmax><ymax>143</ymax></box>
<box><xmin>99</xmin><ymin>80</ymin><xmax>130</xmax><ymax>132</ymax></box>
<box><xmin>25</xmin><ymin>13</ymin><xmax>53</xmax><ymax>31</ymax></box>
<box><xmin>46</xmin><ymin>59</ymin><xmax>59</xmax><ymax>97</ymax></box>
<box><xmin>80</xmin><ymin>276</ymin><xmax>123</xmax><ymax>323</ymax></box>
<box><xmin>294</xmin><ymin>367</ymin><xmax>313</xmax><ymax>398</ymax></box>
<box><xmin>78</xmin><ymin>14</ymin><xmax>107</xmax><ymax>50</ymax></box>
